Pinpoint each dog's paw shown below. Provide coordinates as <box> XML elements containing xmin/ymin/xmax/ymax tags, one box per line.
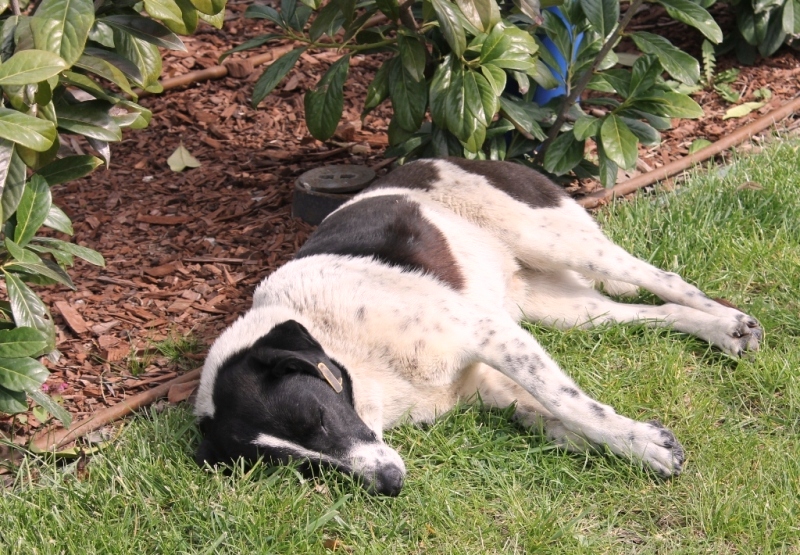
<box><xmin>626</xmin><ymin>420</ymin><xmax>685</xmax><ymax>478</ymax></box>
<box><xmin>713</xmin><ymin>313</ymin><xmax>762</xmax><ymax>357</ymax></box>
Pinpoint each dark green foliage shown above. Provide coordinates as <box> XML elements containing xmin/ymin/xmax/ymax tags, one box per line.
<box><xmin>0</xmin><ymin>0</ymin><xmax>228</xmax><ymax>423</ymax></box>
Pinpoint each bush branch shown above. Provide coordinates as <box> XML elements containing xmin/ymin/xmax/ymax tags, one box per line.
<box><xmin>535</xmin><ymin>0</ymin><xmax>646</xmax><ymax>162</ymax></box>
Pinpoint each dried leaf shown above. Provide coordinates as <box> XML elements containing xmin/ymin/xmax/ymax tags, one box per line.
<box><xmin>722</xmin><ymin>102</ymin><xmax>764</xmax><ymax>120</ymax></box>
<box><xmin>167</xmin><ymin>143</ymin><xmax>201</xmax><ymax>172</ymax></box>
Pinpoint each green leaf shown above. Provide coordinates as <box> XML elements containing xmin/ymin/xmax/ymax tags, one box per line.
<box><xmin>573</xmin><ymin>115</ymin><xmax>601</xmax><ymax>141</ymax></box>
<box><xmin>528</xmin><ymin>58</ymin><xmax>558</xmax><ymax>90</ymax></box>
<box><xmin>649</xmin><ymin>91</ymin><xmax>704</xmax><ymax>118</ymax></box>
<box><xmin>630</xmin><ymin>31</ymin><xmax>700</xmax><ymax>85</ymax></box>
<box><xmin>5</xmin><ymin>260</ymin><xmax>76</xmax><ymax>288</ymax></box>
<box><xmin>758</xmin><ymin>8</ymin><xmax>786</xmax><ymax>57</ymax></box>
<box><xmin>619</xmin><ymin>117</ymin><xmax>660</xmax><ymax>146</ymax></box>
<box><xmin>0</xmin><ymin>385</ymin><xmax>28</xmax><ymax>414</ymax></box>
<box><xmin>0</xmin><ymin>49</ymin><xmax>68</xmax><ymax>85</ymax></box>
<box><xmin>13</xmin><ymin>175</ymin><xmax>51</xmax><ymax>247</ymax></box>
<box><xmin>5</xmin><ymin>238</ymin><xmax>42</xmax><ymax>264</ymax></box>
<box><xmin>56</xmin><ymin>101</ymin><xmax>123</xmax><ymax>142</ymax></box>
<box><xmin>244</xmin><ymin>4</ymin><xmax>283</xmax><ymax>26</ymax></box>
<box><xmin>429</xmin><ymin>56</ymin><xmax>453</xmax><ymax>131</ymax></box>
<box><xmin>480</xmin><ymin>25</ymin><xmax>538</xmax><ymax>71</ymax></box>
<box><xmin>498</xmin><ymin>96</ymin><xmax>547</xmax><ymax>141</ymax></box>
<box><xmin>28</xmin><ymin>387</ymin><xmax>72</xmax><ymax>427</ymax></box>
<box><xmin>0</xmin><ymin>140</ymin><xmax>26</xmax><ymax>223</ymax></box>
<box><xmin>101</xmin><ymin>14</ymin><xmax>186</xmax><ymax>51</ymax></box>
<box><xmin>480</xmin><ymin>63</ymin><xmax>507</xmax><ymax>97</ymax></box>
<box><xmin>431</xmin><ymin>0</ymin><xmax>466</xmax><ymax>57</ymax></box>
<box><xmin>543</xmin><ymin>130</ymin><xmax>585</xmax><ymax>175</ymax></box>
<box><xmin>304</xmin><ymin>55</ymin><xmax>350</xmax><ymax>140</ymax></box>
<box><xmin>3</xmin><ymin>270</ymin><xmax>55</xmax><ymax>346</ymax></box>
<box><xmin>580</xmin><ymin>0</ymin><xmax>619</xmax><ymax>38</ymax></box>
<box><xmin>74</xmin><ymin>53</ymin><xmax>136</xmax><ymax>97</ymax></box>
<box><xmin>600</xmin><ymin>114</ymin><xmax>638</xmax><ymax>170</ymax></box>
<box><xmin>32</xmin><ymin>237</ymin><xmax>105</xmax><ymax>266</ymax></box>
<box><xmin>688</xmin><ymin>138</ymin><xmax>712</xmax><ymax>154</ymax></box>
<box><xmin>654</xmin><ymin>0</ymin><xmax>723</xmax><ymax>43</ymax></box>
<box><xmin>144</xmin><ymin>0</ymin><xmax>198</xmax><ymax>35</ymax></box>
<box><xmin>723</xmin><ymin>101</ymin><xmax>765</xmax><ymax>120</ymax></box>
<box><xmin>398</xmin><ymin>34</ymin><xmax>427</xmax><ymax>83</ymax></box>
<box><xmin>309</xmin><ymin>2</ymin><xmax>343</xmax><ymax>41</ymax></box>
<box><xmin>362</xmin><ymin>58</ymin><xmax>392</xmax><ymax>118</ymax></box>
<box><xmin>190</xmin><ymin>0</ymin><xmax>225</xmax><ymax>15</ymax></box>
<box><xmin>0</xmin><ymin>108</ymin><xmax>57</xmax><ymax>152</ymax></box>
<box><xmin>43</xmin><ymin>205</ymin><xmax>73</xmax><ymax>234</ymax></box>
<box><xmin>389</xmin><ymin>58</ymin><xmax>428</xmax><ymax>132</ymax></box>
<box><xmin>0</xmin><ymin>356</ymin><xmax>49</xmax><ymax>393</ymax></box>
<box><xmin>252</xmin><ymin>47</ymin><xmax>307</xmax><ymax>107</ymax></box>
<box><xmin>455</xmin><ymin>0</ymin><xmax>500</xmax><ymax>32</ymax></box>
<box><xmin>198</xmin><ymin>10</ymin><xmax>225</xmax><ymax>29</ymax></box>
<box><xmin>628</xmin><ymin>55</ymin><xmax>663</xmax><ymax>98</ymax></box>
<box><xmin>31</xmin><ymin>0</ymin><xmax>95</xmax><ymax>66</ymax></box>
<box><xmin>113</xmin><ymin>28</ymin><xmax>163</xmax><ymax>89</ymax></box>
<box><xmin>36</xmin><ymin>155</ymin><xmax>102</xmax><ymax>186</ymax></box>
<box><xmin>597</xmin><ymin>141</ymin><xmax>619</xmax><ymax>188</ymax></box>
<box><xmin>0</xmin><ymin>327</ymin><xmax>49</xmax><ymax>358</ymax></box>
<box><xmin>167</xmin><ymin>142</ymin><xmax>201</xmax><ymax>172</ymax></box>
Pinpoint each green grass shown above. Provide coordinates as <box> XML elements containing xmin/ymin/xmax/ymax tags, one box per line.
<box><xmin>3</xmin><ymin>141</ymin><xmax>800</xmax><ymax>553</ymax></box>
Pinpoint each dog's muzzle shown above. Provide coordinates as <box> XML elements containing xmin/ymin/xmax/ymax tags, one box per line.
<box><xmin>346</xmin><ymin>442</ymin><xmax>406</xmax><ymax>496</ymax></box>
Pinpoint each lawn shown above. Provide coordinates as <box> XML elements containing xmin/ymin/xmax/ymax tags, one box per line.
<box><xmin>2</xmin><ymin>140</ymin><xmax>799</xmax><ymax>554</ymax></box>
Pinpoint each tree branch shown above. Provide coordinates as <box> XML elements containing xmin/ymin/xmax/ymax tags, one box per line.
<box><xmin>535</xmin><ymin>0</ymin><xmax>646</xmax><ymax>162</ymax></box>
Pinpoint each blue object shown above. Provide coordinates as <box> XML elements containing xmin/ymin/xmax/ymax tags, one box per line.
<box><xmin>532</xmin><ymin>7</ymin><xmax>584</xmax><ymax>105</ymax></box>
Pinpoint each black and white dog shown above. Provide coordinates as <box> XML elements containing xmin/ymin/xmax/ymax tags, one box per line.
<box><xmin>194</xmin><ymin>158</ymin><xmax>761</xmax><ymax>495</ymax></box>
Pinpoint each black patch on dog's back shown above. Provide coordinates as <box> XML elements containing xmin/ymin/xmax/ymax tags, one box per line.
<box><xmin>367</xmin><ymin>160</ymin><xmax>440</xmax><ymax>191</ymax></box>
<box><xmin>443</xmin><ymin>158</ymin><xmax>565</xmax><ymax>209</ymax></box>
<box><xmin>297</xmin><ymin>195</ymin><xmax>464</xmax><ymax>290</ymax></box>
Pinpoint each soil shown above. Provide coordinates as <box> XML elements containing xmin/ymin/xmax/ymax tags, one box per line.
<box><xmin>1</xmin><ymin>1</ymin><xmax>799</xmax><ymax>444</ymax></box>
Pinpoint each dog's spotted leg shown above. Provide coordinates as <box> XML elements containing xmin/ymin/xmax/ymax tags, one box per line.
<box><xmin>515</xmin><ymin>269</ymin><xmax>761</xmax><ymax>357</ymax></box>
<box><xmin>471</xmin><ymin>314</ymin><xmax>685</xmax><ymax>477</ymax></box>
<box><xmin>493</xmin><ymin>202</ymin><xmax>762</xmax><ymax>355</ymax></box>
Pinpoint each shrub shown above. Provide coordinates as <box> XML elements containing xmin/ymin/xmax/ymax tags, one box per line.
<box><xmin>0</xmin><ymin>0</ymin><xmax>228</xmax><ymax>426</ymax></box>
<box><xmin>721</xmin><ymin>0</ymin><xmax>800</xmax><ymax>62</ymax></box>
<box><xmin>238</xmin><ymin>0</ymin><xmax>720</xmax><ymax>185</ymax></box>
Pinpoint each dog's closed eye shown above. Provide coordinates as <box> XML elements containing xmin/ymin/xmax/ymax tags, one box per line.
<box><xmin>319</xmin><ymin>407</ymin><xmax>328</xmax><ymax>434</ymax></box>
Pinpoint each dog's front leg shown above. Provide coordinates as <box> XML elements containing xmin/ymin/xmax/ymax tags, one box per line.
<box><xmin>472</xmin><ymin>315</ymin><xmax>685</xmax><ymax>477</ymax></box>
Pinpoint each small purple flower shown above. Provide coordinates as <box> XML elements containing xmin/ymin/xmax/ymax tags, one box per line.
<box><xmin>57</xmin><ymin>383</ymin><xmax>69</xmax><ymax>393</ymax></box>
<box><xmin>41</xmin><ymin>383</ymin><xmax>50</xmax><ymax>393</ymax></box>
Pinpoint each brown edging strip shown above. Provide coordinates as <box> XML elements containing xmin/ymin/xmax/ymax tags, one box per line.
<box><xmin>579</xmin><ymin>94</ymin><xmax>800</xmax><ymax>209</ymax></box>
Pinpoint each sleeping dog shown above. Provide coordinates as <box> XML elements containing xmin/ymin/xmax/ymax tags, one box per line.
<box><xmin>194</xmin><ymin>158</ymin><xmax>761</xmax><ymax>495</ymax></box>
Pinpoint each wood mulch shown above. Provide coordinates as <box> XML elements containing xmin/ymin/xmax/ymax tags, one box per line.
<box><xmin>1</xmin><ymin>1</ymin><xmax>798</xmax><ymax>444</ymax></box>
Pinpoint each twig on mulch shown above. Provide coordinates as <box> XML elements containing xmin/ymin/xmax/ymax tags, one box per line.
<box><xmin>30</xmin><ymin>369</ymin><xmax>200</xmax><ymax>453</ymax></box>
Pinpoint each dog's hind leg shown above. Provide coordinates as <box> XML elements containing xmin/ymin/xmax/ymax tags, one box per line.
<box><xmin>466</xmin><ymin>313</ymin><xmax>685</xmax><ymax>477</ymax></box>
<box><xmin>513</xmin><ymin>269</ymin><xmax>759</xmax><ymax>356</ymax></box>
<box><xmin>493</xmin><ymin>202</ymin><xmax>762</xmax><ymax>354</ymax></box>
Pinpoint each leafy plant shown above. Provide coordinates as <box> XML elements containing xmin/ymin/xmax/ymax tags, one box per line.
<box><xmin>237</xmin><ymin>0</ymin><xmax>719</xmax><ymax>186</ymax></box>
<box><xmin>721</xmin><ymin>0</ymin><xmax>800</xmax><ymax>62</ymax></box>
<box><xmin>0</xmin><ymin>0</ymin><xmax>228</xmax><ymax>425</ymax></box>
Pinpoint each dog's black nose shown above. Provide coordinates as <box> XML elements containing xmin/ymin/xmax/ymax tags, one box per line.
<box><xmin>375</xmin><ymin>466</ymin><xmax>405</xmax><ymax>496</ymax></box>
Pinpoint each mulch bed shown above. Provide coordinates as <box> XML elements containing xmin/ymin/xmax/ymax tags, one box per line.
<box><xmin>1</xmin><ymin>1</ymin><xmax>799</xmax><ymax>444</ymax></box>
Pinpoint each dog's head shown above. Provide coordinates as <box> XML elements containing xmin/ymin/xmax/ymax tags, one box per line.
<box><xmin>195</xmin><ymin>320</ymin><xmax>406</xmax><ymax>495</ymax></box>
